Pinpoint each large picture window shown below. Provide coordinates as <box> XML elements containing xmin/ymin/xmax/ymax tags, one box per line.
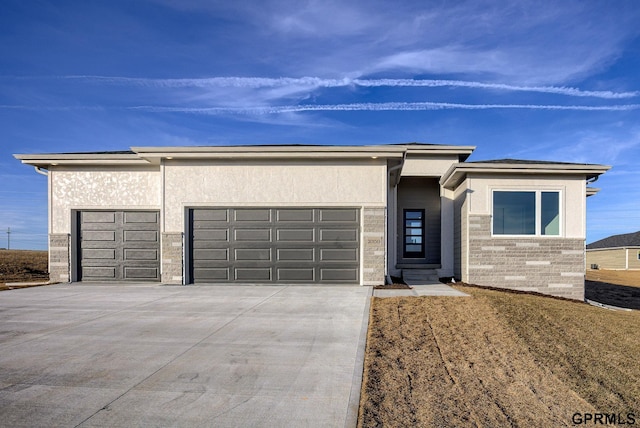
<box><xmin>493</xmin><ymin>190</ymin><xmax>560</xmax><ymax>236</ymax></box>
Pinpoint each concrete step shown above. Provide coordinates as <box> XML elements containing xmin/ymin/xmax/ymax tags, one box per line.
<box><xmin>402</xmin><ymin>269</ymin><xmax>439</xmax><ymax>282</ymax></box>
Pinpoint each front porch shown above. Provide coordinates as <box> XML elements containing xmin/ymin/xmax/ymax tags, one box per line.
<box><xmin>388</xmin><ymin>176</ymin><xmax>454</xmax><ymax>282</ymax></box>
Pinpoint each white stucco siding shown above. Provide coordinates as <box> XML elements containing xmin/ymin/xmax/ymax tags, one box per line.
<box><xmin>51</xmin><ymin>168</ymin><xmax>161</xmax><ymax>233</ymax></box>
<box><xmin>401</xmin><ymin>156</ymin><xmax>460</xmax><ymax>177</ymax></box>
<box><xmin>465</xmin><ymin>174</ymin><xmax>586</xmax><ymax>238</ymax></box>
<box><xmin>163</xmin><ymin>160</ymin><xmax>387</xmax><ymax>231</ymax></box>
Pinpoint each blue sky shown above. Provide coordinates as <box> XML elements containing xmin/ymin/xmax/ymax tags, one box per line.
<box><xmin>1</xmin><ymin>0</ymin><xmax>639</xmax><ymax>249</ymax></box>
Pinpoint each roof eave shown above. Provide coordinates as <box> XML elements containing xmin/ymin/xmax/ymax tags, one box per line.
<box><xmin>13</xmin><ymin>153</ymin><xmax>149</xmax><ymax>169</ymax></box>
<box><xmin>131</xmin><ymin>145</ymin><xmax>407</xmax><ymax>163</ymax></box>
<box><xmin>440</xmin><ymin>162</ymin><xmax>612</xmax><ymax>190</ymax></box>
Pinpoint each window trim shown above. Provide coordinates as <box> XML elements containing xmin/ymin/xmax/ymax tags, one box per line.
<box><xmin>491</xmin><ymin>189</ymin><xmax>562</xmax><ymax>237</ymax></box>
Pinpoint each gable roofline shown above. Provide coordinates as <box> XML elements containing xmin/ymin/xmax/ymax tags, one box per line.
<box><xmin>14</xmin><ymin>143</ymin><xmax>475</xmax><ymax>168</ymax></box>
<box><xmin>587</xmin><ymin>230</ymin><xmax>640</xmax><ymax>249</ymax></box>
<box><xmin>440</xmin><ymin>159</ymin><xmax>611</xmax><ymax>190</ymax></box>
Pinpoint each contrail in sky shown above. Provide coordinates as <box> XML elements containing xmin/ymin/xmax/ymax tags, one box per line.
<box><xmin>36</xmin><ymin>75</ymin><xmax>640</xmax><ymax>99</ymax></box>
<box><xmin>129</xmin><ymin>102</ymin><xmax>640</xmax><ymax>114</ymax></box>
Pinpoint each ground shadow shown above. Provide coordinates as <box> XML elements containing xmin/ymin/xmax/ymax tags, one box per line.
<box><xmin>585</xmin><ymin>280</ymin><xmax>640</xmax><ymax>310</ymax></box>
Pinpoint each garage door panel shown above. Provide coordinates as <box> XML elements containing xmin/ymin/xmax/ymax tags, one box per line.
<box><xmin>79</xmin><ymin>210</ymin><xmax>160</xmax><ymax>282</ymax></box>
<box><xmin>193</xmin><ymin>209</ymin><xmax>228</xmax><ymax>221</ymax></box>
<box><xmin>124</xmin><ymin>211</ymin><xmax>158</xmax><ymax>223</ymax></box>
<box><xmin>192</xmin><ymin>240</ymin><xmax>228</xmax><ymax>250</ymax></box>
<box><xmin>82</xmin><ymin>211</ymin><xmax>116</xmax><ymax>223</ymax></box>
<box><xmin>276</xmin><ymin>229</ymin><xmax>314</xmax><ymax>242</ymax></box>
<box><xmin>319</xmin><ymin>229</ymin><xmax>358</xmax><ymax>242</ymax></box>
<box><xmin>193</xmin><ymin>229</ymin><xmax>228</xmax><ymax>241</ymax></box>
<box><xmin>192</xmin><ymin>220</ymin><xmax>230</xmax><ymax>229</ymax></box>
<box><xmin>235</xmin><ymin>268</ymin><xmax>272</xmax><ymax>281</ymax></box>
<box><xmin>124</xmin><ymin>267</ymin><xmax>159</xmax><ymax>280</ymax></box>
<box><xmin>277</xmin><ymin>268</ymin><xmax>315</xmax><ymax>281</ymax></box>
<box><xmin>277</xmin><ymin>248</ymin><xmax>314</xmax><ymax>261</ymax></box>
<box><xmin>124</xmin><ymin>249</ymin><xmax>158</xmax><ymax>261</ymax></box>
<box><xmin>82</xmin><ymin>267</ymin><xmax>117</xmax><ymax>279</ymax></box>
<box><xmin>320</xmin><ymin>248</ymin><xmax>358</xmax><ymax>261</ymax></box>
<box><xmin>190</xmin><ymin>208</ymin><xmax>359</xmax><ymax>284</ymax></box>
<box><xmin>235</xmin><ymin>209</ymin><xmax>271</xmax><ymax>222</ymax></box>
<box><xmin>83</xmin><ymin>231</ymin><xmax>116</xmax><ymax>242</ymax></box>
<box><xmin>319</xmin><ymin>209</ymin><xmax>358</xmax><ymax>222</ymax></box>
<box><xmin>321</xmin><ymin>268</ymin><xmax>358</xmax><ymax>281</ymax></box>
<box><xmin>193</xmin><ymin>268</ymin><xmax>229</xmax><ymax>281</ymax></box>
<box><xmin>234</xmin><ymin>229</ymin><xmax>271</xmax><ymax>241</ymax></box>
<box><xmin>193</xmin><ymin>249</ymin><xmax>228</xmax><ymax>261</ymax></box>
<box><xmin>83</xmin><ymin>249</ymin><xmax>116</xmax><ymax>260</ymax></box>
<box><xmin>234</xmin><ymin>248</ymin><xmax>271</xmax><ymax>261</ymax></box>
<box><xmin>124</xmin><ymin>230</ymin><xmax>158</xmax><ymax>242</ymax></box>
<box><xmin>277</xmin><ymin>209</ymin><xmax>314</xmax><ymax>222</ymax></box>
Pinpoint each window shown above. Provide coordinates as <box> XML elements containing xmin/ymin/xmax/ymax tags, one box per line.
<box><xmin>493</xmin><ymin>190</ymin><xmax>560</xmax><ymax>236</ymax></box>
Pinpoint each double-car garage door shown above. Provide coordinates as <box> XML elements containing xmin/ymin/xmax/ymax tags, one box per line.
<box><xmin>189</xmin><ymin>208</ymin><xmax>360</xmax><ymax>284</ymax></box>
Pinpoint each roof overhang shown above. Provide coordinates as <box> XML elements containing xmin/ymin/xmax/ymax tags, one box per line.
<box><xmin>586</xmin><ymin>187</ymin><xmax>601</xmax><ymax>197</ymax></box>
<box><xmin>404</xmin><ymin>144</ymin><xmax>475</xmax><ymax>161</ymax></box>
<box><xmin>130</xmin><ymin>145</ymin><xmax>406</xmax><ymax>165</ymax></box>
<box><xmin>586</xmin><ymin>246</ymin><xmax>640</xmax><ymax>251</ymax></box>
<box><xmin>440</xmin><ymin>161</ymin><xmax>611</xmax><ymax>190</ymax></box>
<box><xmin>13</xmin><ymin>152</ymin><xmax>148</xmax><ymax>169</ymax></box>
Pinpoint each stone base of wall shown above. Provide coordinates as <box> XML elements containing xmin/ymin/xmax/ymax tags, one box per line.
<box><xmin>466</xmin><ymin>215</ymin><xmax>585</xmax><ymax>300</ymax></box>
<box><xmin>363</xmin><ymin>207</ymin><xmax>385</xmax><ymax>285</ymax></box>
<box><xmin>162</xmin><ymin>233</ymin><xmax>183</xmax><ymax>284</ymax></box>
<box><xmin>49</xmin><ymin>234</ymin><xmax>70</xmax><ymax>283</ymax></box>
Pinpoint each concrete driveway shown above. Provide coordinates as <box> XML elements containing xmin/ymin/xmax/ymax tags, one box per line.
<box><xmin>0</xmin><ymin>284</ymin><xmax>371</xmax><ymax>427</ymax></box>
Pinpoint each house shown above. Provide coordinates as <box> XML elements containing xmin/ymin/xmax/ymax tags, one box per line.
<box><xmin>587</xmin><ymin>231</ymin><xmax>640</xmax><ymax>270</ymax></box>
<box><xmin>15</xmin><ymin>143</ymin><xmax>610</xmax><ymax>300</ymax></box>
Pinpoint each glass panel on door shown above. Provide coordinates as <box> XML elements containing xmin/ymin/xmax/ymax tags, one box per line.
<box><xmin>403</xmin><ymin>209</ymin><xmax>425</xmax><ymax>258</ymax></box>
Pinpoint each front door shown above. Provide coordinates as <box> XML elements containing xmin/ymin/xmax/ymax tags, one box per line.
<box><xmin>403</xmin><ymin>209</ymin><xmax>425</xmax><ymax>259</ymax></box>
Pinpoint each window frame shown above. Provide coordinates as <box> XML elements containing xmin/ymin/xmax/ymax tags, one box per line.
<box><xmin>491</xmin><ymin>189</ymin><xmax>562</xmax><ymax>237</ymax></box>
<box><xmin>403</xmin><ymin>209</ymin><xmax>426</xmax><ymax>258</ymax></box>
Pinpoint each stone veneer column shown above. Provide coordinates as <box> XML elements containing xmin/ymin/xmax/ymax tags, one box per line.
<box><xmin>162</xmin><ymin>232</ymin><xmax>183</xmax><ymax>284</ymax></box>
<box><xmin>466</xmin><ymin>215</ymin><xmax>586</xmax><ymax>300</ymax></box>
<box><xmin>362</xmin><ymin>207</ymin><xmax>386</xmax><ymax>285</ymax></box>
<box><xmin>49</xmin><ymin>233</ymin><xmax>70</xmax><ymax>283</ymax></box>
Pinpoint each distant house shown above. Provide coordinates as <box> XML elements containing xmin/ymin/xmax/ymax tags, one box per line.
<box><xmin>15</xmin><ymin>143</ymin><xmax>610</xmax><ymax>300</ymax></box>
<box><xmin>587</xmin><ymin>231</ymin><xmax>640</xmax><ymax>270</ymax></box>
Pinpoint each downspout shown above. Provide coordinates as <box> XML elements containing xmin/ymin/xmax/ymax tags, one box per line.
<box><xmin>34</xmin><ymin>166</ymin><xmax>49</xmax><ymax>176</ymax></box>
<box><xmin>385</xmin><ymin>152</ymin><xmax>406</xmax><ymax>284</ymax></box>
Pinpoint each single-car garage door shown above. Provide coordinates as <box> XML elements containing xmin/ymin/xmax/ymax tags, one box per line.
<box><xmin>189</xmin><ymin>208</ymin><xmax>360</xmax><ymax>284</ymax></box>
<box><xmin>78</xmin><ymin>210</ymin><xmax>160</xmax><ymax>281</ymax></box>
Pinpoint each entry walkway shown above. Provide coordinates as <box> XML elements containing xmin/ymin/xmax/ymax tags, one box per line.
<box><xmin>373</xmin><ymin>281</ymin><xmax>469</xmax><ymax>297</ymax></box>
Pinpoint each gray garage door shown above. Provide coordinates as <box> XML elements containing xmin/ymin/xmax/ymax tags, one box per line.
<box><xmin>189</xmin><ymin>208</ymin><xmax>360</xmax><ymax>284</ymax></box>
<box><xmin>78</xmin><ymin>210</ymin><xmax>160</xmax><ymax>281</ymax></box>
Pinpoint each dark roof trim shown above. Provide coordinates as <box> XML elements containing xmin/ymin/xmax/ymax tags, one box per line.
<box><xmin>587</xmin><ymin>231</ymin><xmax>640</xmax><ymax>249</ymax></box>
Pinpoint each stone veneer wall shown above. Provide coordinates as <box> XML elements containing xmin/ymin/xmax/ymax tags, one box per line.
<box><xmin>363</xmin><ymin>207</ymin><xmax>386</xmax><ymax>285</ymax></box>
<box><xmin>162</xmin><ymin>232</ymin><xmax>183</xmax><ymax>284</ymax></box>
<box><xmin>467</xmin><ymin>215</ymin><xmax>585</xmax><ymax>300</ymax></box>
<box><xmin>49</xmin><ymin>233</ymin><xmax>70</xmax><ymax>283</ymax></box>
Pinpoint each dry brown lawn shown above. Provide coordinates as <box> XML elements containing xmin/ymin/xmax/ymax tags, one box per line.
<box><xmin>359</xmin><ymin>286</ymin><xmax>640</xmax><ymax>427</ymax></box>
<box><xmin>0</xmin><ymin>250</ymin><xmax>48</xmax><ymax>288</ymax></box>
<box><xmin>586</xmin><ymin>269</ymin><xmax>640</xmax><ymax>287</ymax></box>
